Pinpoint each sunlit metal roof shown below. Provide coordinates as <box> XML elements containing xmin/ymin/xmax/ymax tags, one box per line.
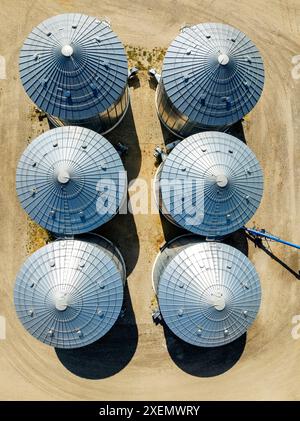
<box><xmin>16</xmin><ymin>126</ymin><xmax>127</xmax><ymax>235</ymax></box>
<box><xmin>161</xmin><ymin>22</ymin><xmax>264</xmax><ymax>128</ymax></box>
<box><xmin>14</xmin><ymin>239</ymin><xmax>124</xmax><ymax>349</ymax></box>
<box><xmin>158</xmin><ymin>241</ymin><xmax>261</xmax><ymax>347</ymax></box>
<box><xmin>19</xmin><ymin>13</ymin><xmax>128</xmax><ymax>121</ymax></box>
<box><xmin>159</xmin><ymin>131</ymin><xmax>263</xmax><ymax>237</ymax></box>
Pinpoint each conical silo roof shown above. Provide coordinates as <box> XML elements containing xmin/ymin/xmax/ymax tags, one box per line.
<box><xmin>158</xmin><ymin>241</ymin><xmax>261</xmax><ymax>347</ymax></box>
<box><xmin>161</xmin><ymin>22</ymin><xmax>264</xmax><ymax>128</ymax></box>
<box><xmin>14</xmin><ymin>239</ymin><xmax>124</xmax><ymax>349</ymax></box>
<box><xmin>19</xmin><ymin>13</ymin><xmax>128</xmax><ymax>121</ymax></box>
<box><xmin>159</xmin><ymin>131</ymin><xmax>263</xmax><ymax>237</ymax></box>
<box><xmin>16</xmin><ymin>126</ymin><xmax>127</xmax><ymax>235</ymax></box>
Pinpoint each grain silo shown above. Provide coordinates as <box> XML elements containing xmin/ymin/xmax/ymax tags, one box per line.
<box><xmin>156</xmin><ymin>23</ymin><xmax>264</xmax><ymax>137</ymax></box>
<box><xmin>14</xmin><ymin>236</ymin><xmax>126</xmax><ymax>349</ymax></box>
<box><xmin>152</xmin><ymin>235</ymin><xmax>261</xmax><ymax>347</ymax></box>
<box><xmin>155</xmin><ymin>131</ymin><xmax>263</xmax><ymax>238</ymax></box>
<box><xmin>16</xmin><ymin>126</ymin><xmax>127</xmax><ymax>235</ymax></box>
<box><xmin>19</xmin><ymin>13</ymin><xmax>129</xmax><ymax>134</ymax></box>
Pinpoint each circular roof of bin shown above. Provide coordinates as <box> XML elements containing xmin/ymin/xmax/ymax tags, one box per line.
<box><xmin>14</xmin><ymin>239</ymin><xmax>124</xmax><ymax>349</ymax></box>
<box><xmin>16</xmin><ymin>126</ymin><xmax>127</xmax><ymax>235</ymax></box>
<box><xmin>159</xmin><ymin>131</ymin><xmax>263</xmax><ymax>237</ymax></box>
<box><xmin>161</xmin><ymin>22</ymin><xmax>264</xmax><ymax>128</ymax></box>
<box><xmin>158</xmin><ymin>242</ymin><xmax>261</xmax><ymax>347</ymax></box>
<box><xmin>19</xmin><ymin>13</ymin><xmax>128</xmax><ymax>121</ymax></box>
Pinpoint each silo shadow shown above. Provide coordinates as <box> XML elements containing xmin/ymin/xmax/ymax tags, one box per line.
<box><xmin>96</xmin><ymin>210</ymin><xmax>140</xmax><ymax>276</ymax></box>
<box><xmin>159</xmin><ymin>213</ymin><xmax>189</xmax><ymax>243</ymax></box>
<box><xmin>106</xmin><ymin>104</ymin><xmax>142</xmax><ymax>181</ymax></box>
<box><xmin>128</xmin><ymin>77</ymin><xmax>141</xmax><ymax>90</ymax></box>
<box><xmin>55</xmin><ymin>286</ymin><xmax>138</xmax><ymax>379</ymax></box>
<box><xmin>226</xmin><ymin>120</ymin><xmax>247</xmax><ymax>144</ymax></box>
<box><xmin>223</xmin><ymin>229</ymin><xmax>249</xmax><ymax>256</ymax></box>
<box><xmin>164</xmin><ymin>325</ymin><xmax>247</xmax><ymax>377</ymax></box>
<box><xmin>95</xmin><ymin>103</ymin><xmax>141</xmax><ymax>276</ymax></box>
<box><xmin>148</xmin><ymin>77</ymin><xmax>158</xmax><ymax>91</ymax></box>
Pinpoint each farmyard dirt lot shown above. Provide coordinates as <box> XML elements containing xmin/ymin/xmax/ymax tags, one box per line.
<box><xmin>0</xmin><ymin>0</ymin><xmax>299</xmax><ymax>400</ymax></box>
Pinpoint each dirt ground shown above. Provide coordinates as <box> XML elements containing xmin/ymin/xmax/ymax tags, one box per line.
<box><xmin>0</xmin><ymin>0</ymin><xmax>299</xmax><ymax>401</ymax></box>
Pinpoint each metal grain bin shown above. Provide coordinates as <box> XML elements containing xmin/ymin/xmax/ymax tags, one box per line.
<box><xmin>19</xmin><ymin>14</ymin><xmax>129</xmax><ymax>134</ymax></box>
<box><xmin>152</xmin><ymin>236</ymin><xmax>261</xmax><ymax>347</ymax></box>
<box><xmin>16</xmin><ymin>126</ymin><xmax>127</xmax><ymax>235</ymax></box>
<box><xmin>155</xmin><ymin>131</ymin><xmax>263</xmax><ymax>238</ymax></box>
<box><xmin>156</xmin><ymin>23</ymin><xmax>264</xmax><ymax>137</ymax></box>
<box><xmin>14</xmin><ymin>236</ymin><xmax>126</xmax><ymax>349</ymax></box>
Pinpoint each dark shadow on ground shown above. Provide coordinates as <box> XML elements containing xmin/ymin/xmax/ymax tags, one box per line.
<box><xmin>164</xmin><ymin>324</ymin><xmax>247</xmax><ymax>377</ymax></box>
<box><xmin>95</xmin><ymin>103</ymin><xmax>141</xmax><ymax>275</ymax></box>
<box><xmin>246</xmin><ymin>233</ymin><xmax>300</xmax><ymax>279</ymax></box>
<box><xmin>128</xmin><ymin>76</ymin><xmax>141</xmax><ymax>90</ymax></box>
<box><xmin>106</xmin><ymin>104</ymin><xmax>141</xmax><ymax>181</ymax></box>
<box><xmin>55</xmin><ymin>286</ymin><xmax>138</xmax><ymax>379</ymax></box>
<box><xmin>148</xmin><ymin>76</ymin><xmax>158</xmax><ymax>91</ymax></box>
<box><xmin>226</xmin><ymin>120</ymin><xmax>247</xmax><ymax>144</ymax></box>
<box><xmin>224</xmin><ymin>229</ymin><xmax>249</xmax><ymax>256</ymax></box>
<box><xmin>95</xmin><ymin>210</ymin><xmax>139</xmax><ymax>276</ymax></box>
<box><xmin>159</xmin><ymin>212</ymin><xmax>189</xmax><ymax>243</ymax></box>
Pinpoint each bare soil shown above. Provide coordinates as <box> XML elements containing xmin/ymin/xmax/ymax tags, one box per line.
<box><xmin>0</xmin><ymin>0</ymin><xmax>299</xmax><ymax>401</ymax></box>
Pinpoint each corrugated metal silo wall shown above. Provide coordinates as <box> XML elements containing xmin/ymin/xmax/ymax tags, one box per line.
<box><xmin>48</xmin><ymin>86</ymin><xmax>129</xmax><ymax>134</ymax></box>
<box><xmin>156</xmin><ymin>82</ymin><xmax>227</xmax><ymax>137</ymax></box>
